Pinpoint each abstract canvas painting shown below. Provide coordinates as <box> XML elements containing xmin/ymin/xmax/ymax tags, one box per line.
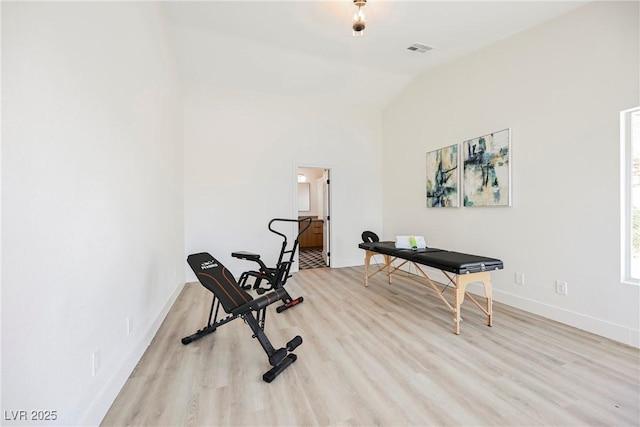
<box><xmin>426</xmin><ymin>144</ymin><xmax>459</xmax><ymax>207</ymax></box>
<box><xmin>463</xmin><ymin>129</ymin><xmax>511</xmax><ymax>206</ymax></box>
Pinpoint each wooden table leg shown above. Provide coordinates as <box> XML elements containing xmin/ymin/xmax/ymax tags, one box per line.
<box><xmin>454</xmin><ymin>272</ymin><xmax>493</xmax><ymax>334</ymax></box>
<box><xmin>364</xmin><ymin>251</ymin><xmax>373</xmax><ymax>287</ymax></box>
<box><xmin>385</xmin><ymin>254</ymin><xmax>392</xmax><ymax>284</ymax></box>
<box><xmin>484</xmin><ymin>279</ymin><xmax>493</xmax><ymax>327</ymax></box>
<box><xmin>454</xmin><ymin>285</ymin><xmax>464</xmax><ymax>335</ymax></box>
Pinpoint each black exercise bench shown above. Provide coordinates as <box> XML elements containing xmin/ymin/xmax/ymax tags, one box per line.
<box><xmin>182</xmin><ymin>252</ymin><xmax>302</xmax><ymax>382</ymax></box>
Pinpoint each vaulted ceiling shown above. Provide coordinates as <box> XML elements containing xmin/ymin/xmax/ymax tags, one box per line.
<box><xmin>163</xmin><ymin>1</ymin><xmax>590</xmax><ymax>106</ymax></box>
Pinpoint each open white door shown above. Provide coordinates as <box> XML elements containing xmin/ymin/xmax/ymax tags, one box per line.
<box><xmin>321</xmin><ymin>169</ymin><xmax>330</xmax><ymax>266</ymax></box>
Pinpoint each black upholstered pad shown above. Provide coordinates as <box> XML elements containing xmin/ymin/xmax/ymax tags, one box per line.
<box><xmin>358</xmin><ymin>241</ymin><xmax>444</xmax><ymax>257</ymax></box>
<box><xmin>361</xmin><ymin>231</ymin><xmax>380</xmax><ymax>243</ymax></box>
<box><xmin>187</xmin><ymin>252</ymin><xmax>253</xmax><ymax>313</ymax></box>
<box><xmin>231</xmin><ymin>251</ymin><xmax>261</xmax><ymax>261</ymax></box>
<box><xmin>358</xmin><ymin>241</ymin><xmax>395</xmax><ymax>255</ymax></box>
<box><xmin>232</xmin><ymin>288</ymin><xmax>289</xmax><ymax>316</ymax></box>
<box><xmin>359</xmin><ymin>240</ymin><xmax>503</xmax><ymax>274</ymax></box>
<box><xmin>411</xmin><ymin>251</ymin><xmax>503</xmax><ymax>274</ymax></box>
<box><xmin>395</xmin><ymin>248</ymin><xmax>444</xmax><ymax>259</ymax></box>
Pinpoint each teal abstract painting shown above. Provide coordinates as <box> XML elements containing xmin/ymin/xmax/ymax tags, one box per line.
<box><xmin>426</xmin><ymin>144</ymin><xmax>459</xmax><ymax>207</ymax></box>
<box><xmin>463</xmin><ymin>129</ymin><xmax>511</xmax><ymax>207</ymax></box>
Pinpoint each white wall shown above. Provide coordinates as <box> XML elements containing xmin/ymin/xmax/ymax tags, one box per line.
<box><xmin>382</xmin><ymin>1</ymin><xmax>639</xmax><ymax>347</ymax></box>
<box><xmin>1</xmin><ymin>2</ymin><xmax>184</xmax><ymax>425</ymax></box>
<box><xmin>183</xmin><ymin>83</ymin><xmax>383</xmax><ymax>277</ymax></box>
<box><xmin>4</xmin><ymin>3</ymin><xmax>636</xmax><ymax>426</ymax></box>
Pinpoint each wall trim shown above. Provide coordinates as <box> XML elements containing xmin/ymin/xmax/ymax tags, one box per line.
<box><xmin>364</xmin><ymin>262</ymin><xmax>639</xmax><ymax>348</ymax></box>
<box><xmin>79</xmin><ymin>281</ymin><xmax>185</xmax><ymax>426</ymax></box>
<box><xmin>494</xmin><ymin>289</ymin><xmax>640</xmax><ymax>349</ymax></box>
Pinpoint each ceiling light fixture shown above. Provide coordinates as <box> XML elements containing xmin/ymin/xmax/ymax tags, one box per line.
<box><xmin>352</xmin><ymin>0</ymin><xmax>367</xmax><ymax>37</ymax></box>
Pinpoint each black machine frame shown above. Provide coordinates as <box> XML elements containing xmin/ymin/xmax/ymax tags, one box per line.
<box><xmin>182</xmin><ymin>252</ymin><xmax>302</xmax><ymax>382</ymax></box>
<box><xmin>232</xmin><ymin>217</ymin><xmax>312</xmax><ymax>313</ymax></box>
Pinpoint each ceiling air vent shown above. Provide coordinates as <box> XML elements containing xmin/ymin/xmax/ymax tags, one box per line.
<box><xmin>407</xmin><ymin>43</ymin><xmax>433</xmax><ymax>53</ymax></box>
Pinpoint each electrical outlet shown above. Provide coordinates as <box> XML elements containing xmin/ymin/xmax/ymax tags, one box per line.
<box><xmin>515</xmin><ymin>272</ymin><xmax>525</xmax><ymax>285</ymax></box>
<box><xmin>92</xmin><ymin>350</ymin><xmax>100</xmax><ymax>376</ymax></box>
<box><xmin>556</xmin><ymin>280</ymin><xmax>568</xmax><ymax>295</ymax></box>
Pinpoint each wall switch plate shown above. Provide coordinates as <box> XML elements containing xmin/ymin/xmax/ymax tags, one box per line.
<box><xmin>515</xmin><ymin>272</ymin><xmax>525</xmax><ymax>285</ymax></box>
<box><xmin>556</xmin><ymin>280</ymin><xmax>568</xmax><ymax>295</ymax></box>
<box><xmin>127</xmin><ymin>317</ymin><xmax>132</xmax><ymax>335</ymax></box>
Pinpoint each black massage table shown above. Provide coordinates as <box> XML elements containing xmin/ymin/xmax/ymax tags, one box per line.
<box><xmin>358</xmin><ymin>240</ymin><xmax>503</xmax><ymax>334</ymax></box>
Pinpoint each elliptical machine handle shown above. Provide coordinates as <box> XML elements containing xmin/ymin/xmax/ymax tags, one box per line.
<box><xmin>267</xmin><ymin>217</ymin><xmax>312</xmax><ymax>241</ymax></box>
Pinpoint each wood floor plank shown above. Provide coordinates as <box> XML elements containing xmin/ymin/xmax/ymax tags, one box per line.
<box><xmin>101</xmin><ymin>266</ymin><xmax>640</xmax><ymax>426</ymax></box>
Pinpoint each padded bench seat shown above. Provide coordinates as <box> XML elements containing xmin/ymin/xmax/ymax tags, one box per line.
<box><xmin>359</xmin><ymin>239</ymin><xmax>503</xmax><ymax>334</ymax></box>
<box><xmin>411</xmin><ymin>251</ymin><xmax>503</xmax><ymax>274</ymax></box>
<box><xmin>358</xmin><ymin>241</ymin><xmax>502</xmax><ymax>274</ymax></box>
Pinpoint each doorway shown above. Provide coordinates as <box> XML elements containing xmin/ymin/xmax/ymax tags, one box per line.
<box><xmin>296</xmin><ymin>167</ymin><xmax>331</xmax><ymax>269</ymax></box>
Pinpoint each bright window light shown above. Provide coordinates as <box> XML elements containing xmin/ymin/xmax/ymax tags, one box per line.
<box><xmin>621</xmin><ymin>107</ymin><xmax>640</xmax><ymax>284</ymax></box>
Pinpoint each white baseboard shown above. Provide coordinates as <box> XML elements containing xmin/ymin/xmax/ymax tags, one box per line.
<box><xmin>369</xmin><ymin>262</ymin><xmax>640</xmax><ymax>348</ymax></box>
<box><xmin>80</xmin><ymin>281</ymin><xmax>185</xmax><ymax>426</ymax></box>
<box><xmin>494</xmin><ymin>289</ymin><xmax>640</xmax><ymax>348</ymax></box>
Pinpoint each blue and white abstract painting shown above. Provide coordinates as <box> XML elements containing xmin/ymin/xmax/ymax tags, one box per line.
<box><xmin>426</xmin><ymin>144</ymin><xmax>459</xmax><ymax>208</ymax></box>
<box><xmin>463</xmin><ymin>129</ymin><xmax>511</xmax><ymax>207</ymax></box>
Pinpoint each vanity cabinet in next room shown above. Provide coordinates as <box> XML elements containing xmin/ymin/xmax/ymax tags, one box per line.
<box><xmin>299</xmin><ymin>218</ymin><xmax>323</xmax><ymax>249</ymax></box>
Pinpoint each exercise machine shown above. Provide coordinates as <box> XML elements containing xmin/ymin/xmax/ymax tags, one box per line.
<box><xmin>182</xmin><ymin>252</ymin><xmax>303</xmax><ymax>382</ymax></box>
<box><xmin>231</xmin><ymin>217</ymin><xmax>311</xmax><ymax>313</ymax></box>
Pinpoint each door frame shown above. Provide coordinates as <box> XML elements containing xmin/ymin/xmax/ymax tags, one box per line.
<box><xmin>294</xmin><ymin>164</ymin><xmax>332</xmax><ymax>269</ymax></box>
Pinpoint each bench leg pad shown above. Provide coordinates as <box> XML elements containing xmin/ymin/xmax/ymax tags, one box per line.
<box><xmin>263</xmin><ymin>353</ymin><xmax>298</xmax><ymax>383</ymax></box>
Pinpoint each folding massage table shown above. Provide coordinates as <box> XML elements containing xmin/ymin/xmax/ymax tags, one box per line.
<box><xmin>182</xmin><ymin>252</ymin><xmax>302</xmax><ymax>382</ymax></box>
<box><xmin>359</xmin><ymin>232</ymin><xmax>503</xmax><ymax>334</ymax></box>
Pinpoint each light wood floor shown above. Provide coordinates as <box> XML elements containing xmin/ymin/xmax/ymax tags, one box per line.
<box><xmin>102</xmin><ymin>266</ymin><xmax>640</xmax><ymax>426</ymax></box>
